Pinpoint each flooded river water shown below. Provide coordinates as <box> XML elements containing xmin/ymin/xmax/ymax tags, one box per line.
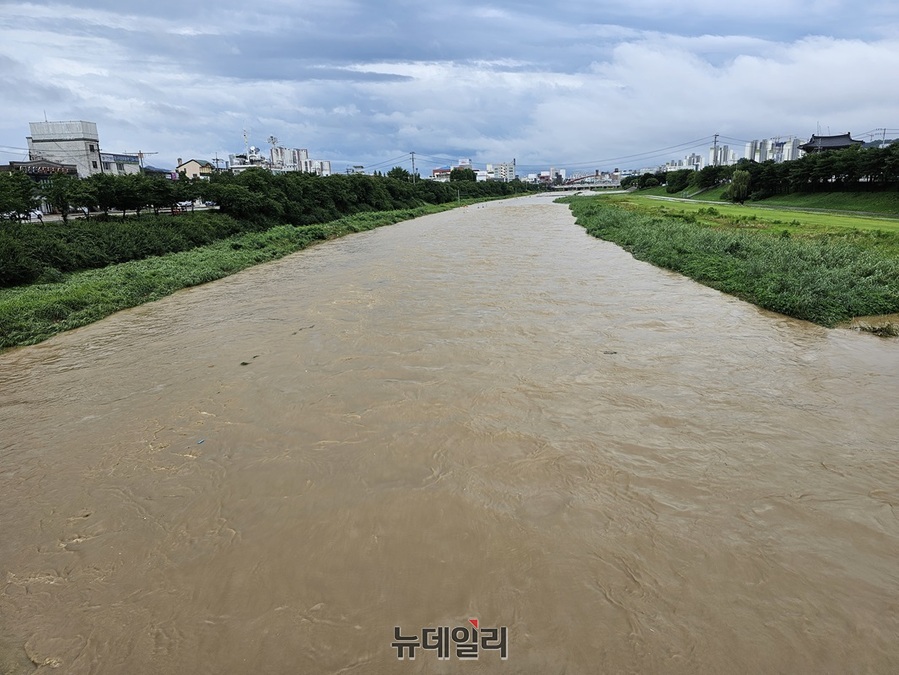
<box><xmin>1</xmin><ymin>195</ymin><xmax>897</xmax><ymax>673</ymax></box>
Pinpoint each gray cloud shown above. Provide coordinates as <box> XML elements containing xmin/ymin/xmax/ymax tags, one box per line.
<box><xmin>1</xmin><ymin>1</ymin><xmax>896</xmax><ymax>172</ymax></box>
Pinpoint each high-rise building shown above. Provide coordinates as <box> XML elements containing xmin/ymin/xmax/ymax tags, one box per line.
<box><xmin>744</xmin><ymin>136</ymin><xmax>802</xmax><ymax>163</ymax></box>
<box><xmin>709</xmin><ymin>144</ymin><xmax>733</xmax><ymax>167</ymax></box>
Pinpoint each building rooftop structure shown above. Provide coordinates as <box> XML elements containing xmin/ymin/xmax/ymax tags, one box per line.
<box><xmin>798</xmin><ymin>133</ymin><xmax>863</xmax><ymax>153</ymax></box>
<box><xmin>0</xmin><ymin>159</ymin><xmax>78</xmax><ymax>178</ymax></box>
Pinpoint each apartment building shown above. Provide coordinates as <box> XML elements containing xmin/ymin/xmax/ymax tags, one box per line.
<box><xmin>744</xmin><ymin>137</ymin><xmax>802</xmax><ymax>163</ymax></box>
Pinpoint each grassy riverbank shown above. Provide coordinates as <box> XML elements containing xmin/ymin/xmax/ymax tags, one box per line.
<box><xmin>619</xmin><ymin>195</ymin><xmax>899</xmax><ymax>237</ymax></box>
<box><xmin>565</xmin><ymin>195</ymin><xmax>899</xmax><ymax>327</ymax></box>
<box><xmin>635</xmin><ymin>186</ymin><xmax>899</xmax><ymax>215</ymax></box>
<box><xmin>0</xmin><ymin>205</ymin><xmax>450</xmax><ymax>350</ymax></box>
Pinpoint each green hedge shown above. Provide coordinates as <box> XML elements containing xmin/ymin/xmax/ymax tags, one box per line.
<box><xmin>0</xmin><ymin>212</ymin><xmax>260</xmax><ymax>287</ymax></box>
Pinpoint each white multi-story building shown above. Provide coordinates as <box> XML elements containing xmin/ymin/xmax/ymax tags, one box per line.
<box><xmin>270</xmin><ymin>145</ymin><xmax>315</xmax><ymax>173</ymax></box>
<box><xmin>665</xmin><ymin>152</ymin><xmax>706</xmax><ymax>173</ymax></box>
<box><xmin>487</xmin><ymin>161</ymin><xmax>516</xmax><ymax>182</ymax></box>
<box><xmin>709</xmin><ymin>144</ymin><xmax>736</xmax><ymax>167</ymax></box>
<box><xmin>684</xmin><ymin>153</ymin><xmax>704</xmax><ymax>171</ymax></box>
<box><xmin>27</xmin><ymin>120</ymin><xmax>103</xmax><ymax>178</ymax></box>
<box><xmin>232</xmin><ymin>144</ymin><xmax>332</xmax><ymax>176</ymax></box>
<box><xmin>744</xmin><ymin>140</ymin><xmax>760</xmax><ymax>162</ymax></box>
<box><xmin>744</xmin><ymin>137</ymin><xmax>801</xmax><ymax>163</ymax></box>
<box><xmin>773</xmin><ymin>137</ymin><xmax>802</xmax><ymax>162</ymax></box>
<box><xmin>270</xmin><ymin>145</ymin><xmax>297</xmax><ymax>170</ymax></box>
<box><xmin>305</xmin><ymin>159</ymin><xmax>331</xmax><ymax>176</ymax></box>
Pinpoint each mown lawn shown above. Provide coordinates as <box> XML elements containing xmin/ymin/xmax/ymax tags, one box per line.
<box><xmin>755</xmin><ymin>191</ymin><xmax>899</xmax><ymax>215</ymax></box>
<box><xmin>632</xmin><ymin>186</ymin><xmax>899</xmax><ymax>214</ymax></box>
<box><xmin>613</xmin><ymin>194</ymin><xmax>899</xmax><ymax>241</ymax></box>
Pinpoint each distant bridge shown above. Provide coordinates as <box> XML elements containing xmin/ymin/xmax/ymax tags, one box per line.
<box><xmin>559</xmin><ymin>174</ymin><xmax>621</xmax><ymax>188</ymax></box>
<box><xmin>549</xmin><ymin>177</ymin><xmax>622</xmax><ymax>190</ymax></box>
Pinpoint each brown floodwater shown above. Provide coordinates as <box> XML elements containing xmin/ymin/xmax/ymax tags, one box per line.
<box><xmin>1</xmin><ymin>195</ymin><xmax>897</xmax><ymax>674</ymax></box>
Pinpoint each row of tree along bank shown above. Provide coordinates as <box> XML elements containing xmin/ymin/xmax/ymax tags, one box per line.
<box><xmin>1</xmin><ymin>166</ymin><xmax>539</xmax><ymax>224</ymax></box>
<box><xmin>623</xmin><ymin>143</ymin><xmax>899</xmax><ymax>203</ymax></box>
<box><xmin>0</xmin><ymin>169</ymin><xmax>540</xmax><ymax>287</ymax></box>
<box><xmin>565</xmin><ymin>196</ymin><xmax>899</xmax><ymax>327</ymax></box>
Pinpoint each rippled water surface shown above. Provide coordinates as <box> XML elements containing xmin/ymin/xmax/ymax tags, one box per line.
<box><xmin>1</xmin><ymin>196</ymin><xmax>898</xmax><ymax>673</ymax></box>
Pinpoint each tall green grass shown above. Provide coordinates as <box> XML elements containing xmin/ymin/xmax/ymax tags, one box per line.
<box><xmin>568</xmin><ymin>199</ymin><xmax>899</xmax><ymax>326</ymax></box>
<box><xmin>0</xmin><ymin>206</ymin><xmax>447</xmax><ymax>349</ymax></box>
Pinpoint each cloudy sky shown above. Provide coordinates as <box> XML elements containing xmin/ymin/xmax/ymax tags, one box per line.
<box><xmin>1</xmin><ymin>1</ymin><xmax>897</xmax><ymax>175</ymax></box>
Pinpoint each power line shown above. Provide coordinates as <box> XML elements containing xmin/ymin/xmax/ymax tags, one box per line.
<box><xmin>531</xmin><ymin>135</ymin><xmax>717</xmax><ymax>170</ymax></box>
<box><xmin>359</xmin><ymin>153</ymin><xmax>412</xmax><ymax>171</ymax></box>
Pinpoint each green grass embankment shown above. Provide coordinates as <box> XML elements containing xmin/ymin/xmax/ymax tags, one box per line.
<box><xmin>0</xmin><ymin>206</ymin><xmax>449</xmax><ymax>350</ymax></box>
<box><xmin>635</xmin><ymin>186</ymin><xmax>899</xmax><ymax>214</ymax></box>
<box><xmin>754</xmin><ymin>191</ymin><xmax>899</xmax><ymax>215</ymax></box>
<box><xmin>565</xmin><ymin>196</ymin><xmax>899</xmax><ymax>327</ymax></box>
<box><xmin>616</xmin><ymin>195</ymin><xmax>899</xmax><ymax>238</ymax></box>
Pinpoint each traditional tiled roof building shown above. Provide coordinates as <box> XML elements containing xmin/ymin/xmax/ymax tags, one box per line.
<box><xmin>798</xmin><ymin>133</ymin><xmax>864</xmax><ymax>154</ymax></box>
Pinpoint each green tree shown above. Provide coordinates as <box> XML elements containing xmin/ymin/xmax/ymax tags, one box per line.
<box><xmin>87</xmin><ymin>173</ymin><xmax>119</xmax><ymax>217</ymax></box>
<box><xmin>175</xmin><ymin>176</ymin><xmax>200</xmax><ymax>208</ymax></box>
<box><xmin>665</xmin><ymin>169</ymin><xmax>693</xmax><ymax>194</ymax></box>
<box><xmin>147</xmin><ymin>176</ymin><xmax>176</xmax><ymax>215</ymax></box>
<box><xmin>214</xmin><ymin>184</ymin><xmax>267</xmax><ymax>221</ymax></box>
<box><xmin>692</xmin><ymin>164</ymin><xmax>731</xmax><ymax>190</ymax></box>
<box><xmin>450</xmin><ymin>167</ymin><xmax>476</xmax><ymax>182</ymax></box>
<box><xmin>68</xmin><ymin>178</ymin><xmax>98</xmax><ymax>218</ymax></box>
<box><xmin>730</xmin><ymin>169</ymin><xmax>751</xmax><ymax>204</ymax></box>
<box><xmin>387</xmin><ymin>166</ymin><xmax>412</xmax><ymax>181</ymax></box>
<box><xmin>0</xmin><ymin>171</ymin><xmax>39</xmax><ymax>219</ymax></box>
<box><xmin>110</xmin><ymin>173</ymin><xmax>148</xmax><ymax>218</ymax></box>
<box><xmin>41</xmin><ymin>173</ymin><xmax>80</xmax><ymax>224</ymax></box>
<box><xmin>636</xmin><ymin>172</ymin><xmax>660</xmax><ymax>189</ymax></box>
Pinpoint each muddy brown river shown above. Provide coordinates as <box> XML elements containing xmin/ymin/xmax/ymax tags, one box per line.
<box><xmin>1</xmin><ymin>196</ymin><xmax>897</xmax><ymax>674</ymax></box>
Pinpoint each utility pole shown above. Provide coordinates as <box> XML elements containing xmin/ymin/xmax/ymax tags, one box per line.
<box><xmin>713</xmin><ymin>133</ymin><xmax>719</xmax><ymax>167</ymax></box>
<box><xmin>410</xmin><ymin>151</ymin><xmax>416</xmax><ymax>183</ymax></box>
